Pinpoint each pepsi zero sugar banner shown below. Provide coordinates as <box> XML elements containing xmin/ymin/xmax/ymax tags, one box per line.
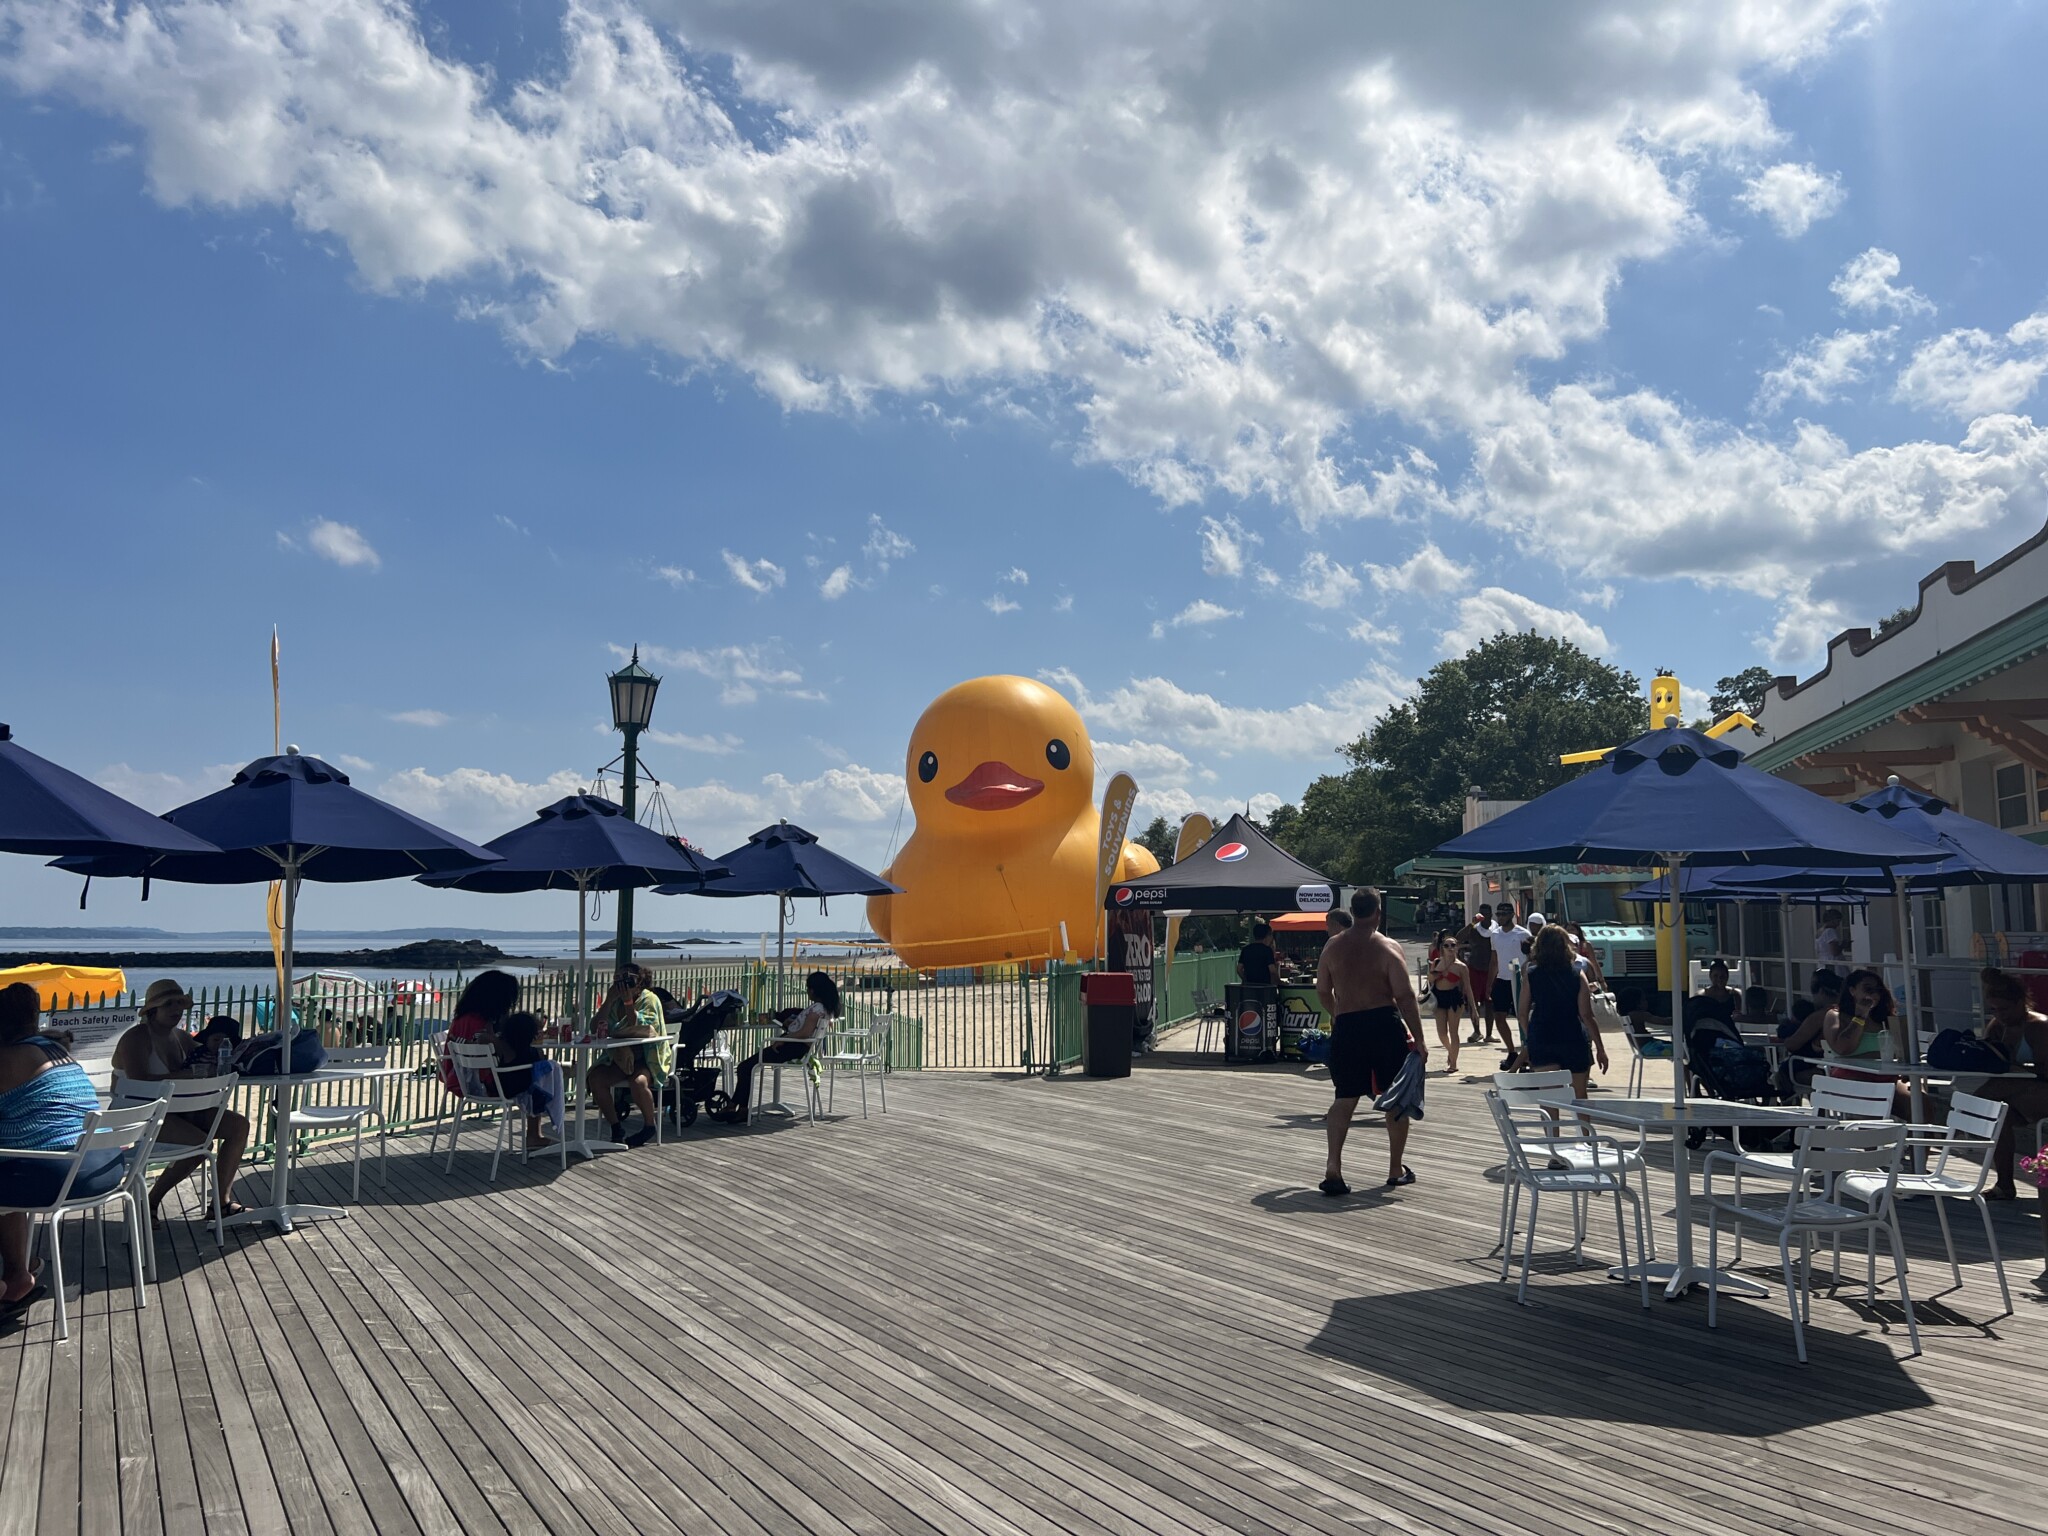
<box><xmin>1102</xmin><ymin>811</ymin><xmax>1337</xmax><ymax>915</ymax></box>
<box><xmin>1104</xmin><ymin>905</ymin><xmax>1155</xmax><ymax>1039</ymax></box>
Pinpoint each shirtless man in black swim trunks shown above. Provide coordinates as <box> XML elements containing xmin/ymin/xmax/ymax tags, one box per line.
<box><xmin>1314</xmin><ymin>887</ymin><xmax>1427</xmax><ymax>1195</ymax></box>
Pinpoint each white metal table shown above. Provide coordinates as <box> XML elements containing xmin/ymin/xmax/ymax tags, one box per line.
<box><xmin>546</xmin><ymin>1034</ymin><xmax>678</xmax><ymax>1163</ymax></box>
<box><xmin>1568</xmin><ymin>1096</ymin><xmax>1830</xmax><ymax>1301</ymax></box>
<box><xmin>228</xmin><ymin>1063</ymin><xmax>411</xmax><ymax>1233</ymax></box>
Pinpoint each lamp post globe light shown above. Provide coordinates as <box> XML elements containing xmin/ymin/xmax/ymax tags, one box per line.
<box><xmin>607</xmin><ymin>648</ymin><xmax>661</xmax><ymax>967</ymax></box>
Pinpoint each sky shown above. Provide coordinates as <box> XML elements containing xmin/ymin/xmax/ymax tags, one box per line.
<box><xmin>4</xmin><ymin>0</ymin><xmax>2048</xmax><ymax>933</ymax></box>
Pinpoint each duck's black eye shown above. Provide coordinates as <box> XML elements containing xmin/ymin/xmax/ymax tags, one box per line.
<box><xmin>1045</xmin><ymin>739</ymin><xmax>1071</xmax><ymax>771</ymax></box>
<box><xmin>917</xmin><ymin>751</ymin><xmax>938</xmax><ymax>783</ymax></box>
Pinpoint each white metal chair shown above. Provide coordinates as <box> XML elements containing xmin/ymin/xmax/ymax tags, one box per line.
<box><xmin>1486</xmin><ymin>1093</ymin><xmax>1650</xmax><ymax>1308</ymax></box>
<box><xmin>442</xmin><ymin>1040</ymin><xmax>528</xmax><ymax>1182</ymax></box>
<box><xmin>1839</xmin><ymin>1090</ymin><xmax>2012</xmax><ymax>1317</ymax></box>
<box><xmin>0</xmin><ymin>1100</ymin><xmax>169</xmax><ymax>1342</ymax></box>
<box><xmin>749</xmin><ymin>1032</ymin><xmax>823</xmax><ymax>1126</ymax></box>
<box><xmin>281</xmin><ymin>1044</ymin><xmax>390</xmax><ymax>1200</ymax></box>
<box><xmin>1705</xmin><ymin>1121</ymin><xmax>1918</xmax><ymax>1363</ymax></box>
<box><xmin>1490</xmin><ymin>1070</ymin><xmax>1655</xmax><ymax>1259</ymax></box>
<box><xmin>822</xmin><ymin>1015</ymin><xmax>893</xmax><ymax>1118</ymax></box>
<box><xmin>108</xmin><ymin>1071</ymin><xmax>239</xmax><ymax>1272</ymax></box>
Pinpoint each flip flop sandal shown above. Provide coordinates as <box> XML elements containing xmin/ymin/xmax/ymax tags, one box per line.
<box><xmin>0</xmin><ymin>1283</ymin><xmax>49</xmax><ymax>1315</ymax></box>
<box><xmin>1385</xmin><ymin>1167</ymin><xmax>1417</xmax><ymax>1189</ymax></box>
<box><xmin>1317</xmin><ymin>1177</ymin><xmax>1350</xmax><ymax>1198</ymax></box>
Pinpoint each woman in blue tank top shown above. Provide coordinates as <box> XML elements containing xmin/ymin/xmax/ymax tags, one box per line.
<box><xmin>0</xmin><ymin>983</ymin><xmax>124</xmax><ymax>1312</ymax></box>
<box><xmin>1514</xmin><ymin>926</ymin><xmax>1609</xmax><ymax>1100</ymax></box>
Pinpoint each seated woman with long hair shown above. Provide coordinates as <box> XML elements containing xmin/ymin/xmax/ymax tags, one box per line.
<box><xmin>717</xmin><ymin>971</ymin><xmax>841</xmax><ymax>1123</ymax></box>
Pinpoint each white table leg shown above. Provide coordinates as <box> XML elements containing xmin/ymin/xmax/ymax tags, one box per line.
<box><xmin>1605</xmin><ymin>1128</ymin><xmax>1772</xmax><ymax>1299</ymax></box>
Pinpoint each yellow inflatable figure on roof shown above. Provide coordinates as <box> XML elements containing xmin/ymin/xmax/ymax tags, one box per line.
<box><xmin>1558</xmin><ymin>670</ymin><xmax>1759</xmax><ymax>766</ymax></box>
<box><xmin>867</xmin><ymin>676</ymin><xmax>1161</xmax><ymax>968</ymax></box>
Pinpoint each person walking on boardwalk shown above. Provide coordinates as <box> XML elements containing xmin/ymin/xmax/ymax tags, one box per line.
<box><xmin>1315</xmin><ymin>887</ymin><xmax>1427</xmax><ymax>1195</ymax></box>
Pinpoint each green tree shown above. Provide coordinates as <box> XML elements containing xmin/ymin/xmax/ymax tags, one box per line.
<box><xmin>1876</xmin><ymin>604</ymin><xmax>1915</xmax><ymax>636</ymax></box>
<box><xmin>1265</xmin><ymin>632</ymin><xmax>1643</xmax><ymax>885</ymax></box>
<box><xmin>1135</xmin><ymin>814</ymin><xmax>1179</xmax><ymax>866</ymax></box>
<box><xmin>1708</xmin><ymin>665</ymin><xmax>1776</xmax><ymax>718</ymax></box>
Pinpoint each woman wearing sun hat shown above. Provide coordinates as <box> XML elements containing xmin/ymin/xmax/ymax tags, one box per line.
<box><xmin>112</xmin><ymin>979</ymin><xmax>251</xmax><ymax>1223</ymax></box>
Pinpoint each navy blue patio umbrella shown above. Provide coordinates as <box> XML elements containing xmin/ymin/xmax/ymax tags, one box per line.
<box><xmin>56</xmin><ymin>750</ymin><xmax>498</xmax><ymax>1230</ymax></box>
<box><xmin>1714</xmin><ymin>778</ymin><xmax>2048</xmax><ymax>1061</ymax></box>
<box><xmin>1433</xmin><ymin>725</ymin><xmax>1939</xmax><ymax>1298</ymax></box>
<box><xmin>420</xmin><ymin>793</ymin><xmax>729</xmax><ymax>1012</ymax></box>
<box><xmin>0</xmin><ymin>721</ymin><xmax>219</xmax><ymax>861</ymax></box>
<box><xmin>653</xmin><ymin>821</ymin><xmax>900</xmax><ymax>998</ymax></box>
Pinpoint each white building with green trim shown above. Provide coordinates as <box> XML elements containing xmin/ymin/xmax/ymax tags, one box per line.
<box><xmin>1747</xmin><ymin>516</ymin><xmax>2048</xmax><ymax>1020</ymax></box>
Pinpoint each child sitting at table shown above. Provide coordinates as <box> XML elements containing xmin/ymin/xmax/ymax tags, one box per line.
<box><xmin>490</xmin><ymin>1011</ymin><xmax>560</xmax><ymax>1151</ymax></box>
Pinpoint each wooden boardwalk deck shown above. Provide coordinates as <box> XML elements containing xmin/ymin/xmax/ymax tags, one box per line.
<box><xmin>3</xmin><ymin>1058</ymin><xmax>2044</xmax><ymax>1535</ymax></box>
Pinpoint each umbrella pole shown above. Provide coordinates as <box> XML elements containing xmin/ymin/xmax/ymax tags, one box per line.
<box><xmin>777</xmin><ymin>895</ymin><xmax>788</xmax><ymax>1010</ymax></box>
<box><xmin>1780</xmin><ymin>894</ymin><xmax>1792</xmax><ymax>1005</ymax></box>
<box><xmin>1895</xmin><ymin>871</ymin><xmax>1926</xmax><ymax>1142</ymax></box>
<box><xmin>272</xmin><ymin>853</ymin><xmax>301</xmax><ymax>1217</ymax></box>
<box><xmin>577</xmin><ymin>875</ymin><xmax>589</xmax><ymax>1027</ymax></box>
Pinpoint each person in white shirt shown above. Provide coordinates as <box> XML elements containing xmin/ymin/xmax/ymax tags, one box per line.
<box><xmin>1814</xmin><ymin>907</ymin><xmax>1847</xmax><ymax>967</ymax></box>
<box><xmin>716</xmin><ymin>970</ymin><xmax>839</xmax><ymax>1123</ymax></box>
<box><xmin>1485</xmin><ymin>904</ymin><xmax>1532</xmax><ymax>1056</ymax></box>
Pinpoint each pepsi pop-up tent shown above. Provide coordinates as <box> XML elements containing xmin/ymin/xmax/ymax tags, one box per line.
<box><xmin>1103</xmin><ymin>813</ymin><xmax>1337</xmax><ymax>915</ymax></box>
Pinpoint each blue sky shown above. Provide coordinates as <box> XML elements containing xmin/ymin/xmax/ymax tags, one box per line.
<box><xmin>4</xmin><ymin>0</ymin><xmax>2047</xmax><ymax>932</ymax></box>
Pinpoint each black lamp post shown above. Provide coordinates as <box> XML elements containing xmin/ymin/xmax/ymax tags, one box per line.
<box><xmin>607</xmin><ymin>647</ymin><xmax>661</xmax><ymax>968</ymax></box>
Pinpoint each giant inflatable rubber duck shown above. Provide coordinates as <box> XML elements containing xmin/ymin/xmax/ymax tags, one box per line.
<box><xmin>867</xmin><ymin>675</ymin><xmax>1161</xmax><ymax>968</ymax></box>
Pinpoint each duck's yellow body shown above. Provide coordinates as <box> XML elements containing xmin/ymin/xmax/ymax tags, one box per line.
<box><xmin>867</xmin><ymin>676</ymin><xmax>1160</xmax><ymax>968</ymax></box>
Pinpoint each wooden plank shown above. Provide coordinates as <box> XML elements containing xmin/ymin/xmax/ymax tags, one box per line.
<box><xmin>7</xmin><ymin>1063</ymin><xmax>2048</xmax><ymax>1536</ymax></box>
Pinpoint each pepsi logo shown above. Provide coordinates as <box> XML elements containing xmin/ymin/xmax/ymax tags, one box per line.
<box><xmin>1113</xmin><ymin>887</ymin><xmax>1136</xmax><ymax>906</ymax></box>
<box><xmin>1213</xmin><ymin>842</ymin><xmax>1250</xmax><ymax>863</ymax></box>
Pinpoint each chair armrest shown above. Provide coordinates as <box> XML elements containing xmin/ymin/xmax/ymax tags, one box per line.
<box><xmin>0</xmin><ymin>1148</ymin><xmax>77</xmax><ymax>1162</ymax></box>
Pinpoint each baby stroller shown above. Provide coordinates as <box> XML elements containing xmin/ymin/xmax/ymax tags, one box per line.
<box><xmin>662</xmin><ymin>990</ymin><xmax>746</xmax><ymax>1128</ymax></box>
<box><xmin>1682</xmin><ymin>1015</ymin><xmax>1794</xmax><ymax>1149</ymax></box>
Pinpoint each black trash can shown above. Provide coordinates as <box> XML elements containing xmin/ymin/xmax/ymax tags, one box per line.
<box><xmin>1080</xmin><ymin>971</ymin><xmax>1136</xmax><ymax>1078</ymax></box>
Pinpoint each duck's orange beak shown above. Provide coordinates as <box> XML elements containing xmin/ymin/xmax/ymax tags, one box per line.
<box><xmin>944</xmin><ymin>760</ymin><xmax>1045</xmax><ymax>810</ymax></box>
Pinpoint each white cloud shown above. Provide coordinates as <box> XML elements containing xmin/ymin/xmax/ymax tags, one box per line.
<box><xmin>1053</xmin><ymin>593</ymin><xmax>1075</xmax><ymax>613</ymax></box>
<box><xmin>378</xmin><ymin>765</ymin><xmax>589</xmax><ymax>838</ymax></box>
<box><xmin>1753</xmin><ymin>327</ymin><xmax>1894</xmax><ymax>416</ymax></box>
<box><xmin>1347</xmin><ymin>617</ymin><xmax>1401</xmax><ymax>645</ymax></box>
<box><xmin>94</xmin><ymin>762</ymin><xmax>241</xmax><ymax>813</ymax></box>
<box><xmin>818</xmin><ymin>564</ymin><xmax>855</xmax><ymax>599</ymax></box>
<box><xmin>494</xmin><ymin>513</ymin><xmax>530</xmax><ymax>536</ymax></box>
<box><xmin>1000</xmin><ymin>568</ymin><xmax>1029</xmax><ymax>586</ymax></box>
<box><xmin>1365</xmin><ymin>541</ymin><xmax>1461</xmax><ymax>597</ymax></box>
<box><xmin>1047</xmin><ymin>665</ymin><xmax>1404</xmax><ymax>759</ymax></box>
<box><xmin>1198</xmin><ymin>514</ymin><xmax>1259</xmax><ymax>579</ymax></box>
<box><xmin>646</xmin><ymin>729</ymin><xmax>743</xmax><ymax>755</ymax></box>
<box><xmin>655</xmin><ymin>565</ymin><xmax>696</xmax><ymax>588</ymax></box>
<box><xmin>1895</xmin><ymin>312</ymin><xmax>2048</xmax><ymax>420</ymax></box>
<box><xmin>1467</xmin><ymin>386</ymin><xmax>2048</xmax><ymax>599</ymax></box>
<box><xmin>984</xmin><ymin>593</ymin><xmax>1021</xmax><ymax>614</ymax></box>
<box><xmin>1149</xmin><ymin>599</ymin><xmax>1240</xmax><ymax>639</ymax></box>
<box><xmin>1831</xmin><ymin>248</ymin><xmax>1934</xmax><ymax>318</ymax></box>
<box><xmin>1762</xmin><ymin>594</ymin><xmax>1848</xmax><ymax>670</ymax></box>
<box><xmin>760</xmin><ymin>764</ymin><xmax>902</xmax><ymax>824</ymax></box>
<box><xmin>1444</xmin><ymin>587</ymin><xmax>1610</xmax><ymax>655</ymax></box>
<box><xmin>336</xmin><ymin>754</ymin><xmax>377</xmax><ymax>774</ymax></box>
<box><xmin>1094</xmin><ymin>738</ymin><xmax>1201</xmax><ymax>784</ymax></box>
<box><xmin>387</xmin><ymin>709</ymin><xmax>450</xmax><ymax>727</ymax></box>
<box><xmin>1734</xmin><ymin>161</ymin><xmax>1844</xmax><ymax>238</ymax></box>
<box><xmin>1279</xmin><ymin>550</ymin><xmax>1362</xmax><ymax>609</ymax></box>
<box><xmin>305</xmin><ymin>518</ymin><xmax>380</xmax><ymax>570</ymax></box>
<box><xmin>721</xmin><ymin>549</ymin><xmax>786</xmax><ymax>594</ymax></box>
<box><xmin>1577</xmin><ymin>583</ymin><xmax>1618</xmax><ymax>609</ymax></box>
<box><xmin>862</xmin><ymin>516</ymin><xmax>914</xmax><ymax>571</ymax></box>
<box><xmin>0</xmin><ymin>0</ymin><xmax>1868</xmax><ymax>550</ymax></box>
<box><xmin>626</xmin><ymin>641</ymin><xmax>805</xmax><ymax>705</ymax></box>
